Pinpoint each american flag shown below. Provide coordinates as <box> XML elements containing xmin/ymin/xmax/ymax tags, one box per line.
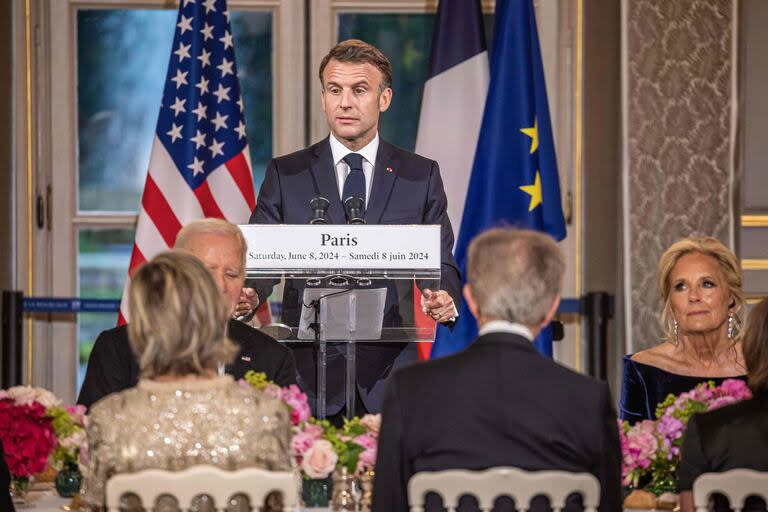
<box><xmin>119</xmin><ymin>0</ymin><xmax>268</xmax><ymax>324</ymax></box>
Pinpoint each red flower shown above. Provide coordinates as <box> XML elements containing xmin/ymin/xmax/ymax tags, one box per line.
<box><xmin>0</xmin><ymin>398</ymin><xmax>57</xmax><ymax>478</ymax></box>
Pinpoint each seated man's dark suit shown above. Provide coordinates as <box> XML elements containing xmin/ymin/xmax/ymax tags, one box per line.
<box><xmin>372</xmin><ymin>331</ymin><xmax>622</xmax><ymax>512</ymax></box>
<box><xmin>77</xmin><ymin>319</ymin><xmax>297</xmax><ymax>409</ymax></box>
<box><xmin>0</xmin><ymin>439</ymin><xmax>14</xmax><ymax>512</ymax></box>
<box><xmin>677</xmin><ymin>392</ymin><xmax>768</xmax><ymax>512</ymax></box>
<box><xmin>249</xmin><ymin>136</ymin><xmax>460</xmax><ymax>415</ymax></box>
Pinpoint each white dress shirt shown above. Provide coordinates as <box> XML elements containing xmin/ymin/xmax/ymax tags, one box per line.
<box><xmin>478</xmin><ymin>320</ymin><xmax>534</xmax><ymax>341</ymax></box>
<box><xmin>329</xmin><ymin>132</ymin><xmax>458</xmax><ymax>320</ymax></box>
<box><xmin>329</xmin><ymin>132</ymin><xmax>379</xmax><ymax>204</ymax></box>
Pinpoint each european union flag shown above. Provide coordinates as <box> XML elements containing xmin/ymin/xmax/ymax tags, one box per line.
<box><xmin>431</xmin><ymin>0</ymin><xmax>566</xmax><ymax>359</ymax></box>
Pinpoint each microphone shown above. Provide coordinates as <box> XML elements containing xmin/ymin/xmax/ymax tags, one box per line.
<box><xmin>308</xmin><ymin>196</ymin><xmax>330</xmax><ymax>224</ymax></box>
<box><xmin>343</xmin><ymin>196</ymin><xmax>366</xmax><ymax>224</ymax></box>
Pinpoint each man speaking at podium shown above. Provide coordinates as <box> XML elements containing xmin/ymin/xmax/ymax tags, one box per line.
<box><xmin>242</xmin><ymin>39</ymin><xmax>460</xmax><ymax>418</ymax></box>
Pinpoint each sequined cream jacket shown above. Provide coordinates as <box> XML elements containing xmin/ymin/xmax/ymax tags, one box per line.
<box><xmin>81</xmin><ymin>375</ymin><xmax>294</xmax><ymax>509</ymax></box>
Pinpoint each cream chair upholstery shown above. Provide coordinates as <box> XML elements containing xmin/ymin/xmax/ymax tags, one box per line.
<box><xmin>693</xmin><ymin>469</ymin><xmax>768</xmax><ymax>512</ymax></box>
<box><xmin>105</xmin><ymin>465</ymin><xmax>298</xmax><ymax>512</ymax></box>
<box><xmin>408</xmin><ymin>467</ymin><xmax>600</xmax><ymax>512</ymax></box>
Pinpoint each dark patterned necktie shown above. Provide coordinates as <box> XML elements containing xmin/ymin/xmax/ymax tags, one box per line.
<box><xmin>342</xmin><ymin>153</ymin><xmax>366</xmax><ymax>207</ymax></box>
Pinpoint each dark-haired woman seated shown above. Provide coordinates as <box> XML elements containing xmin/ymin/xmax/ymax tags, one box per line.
<box><xmin>621</xmin><ymin>237</ymin><xmax>747</xmax><ymax>423</ymax></box>
<box><xmin>678</xmin><ymin>298</ymin><xmax>768</xmax><ymax>512</ymax></box>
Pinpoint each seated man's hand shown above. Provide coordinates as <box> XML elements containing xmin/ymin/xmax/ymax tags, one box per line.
<box><xmin>420</xmin><ymin>289</ymin><xmax>457</xmax><ymax>324</ymax></box>
<box><xmin>234</xmin><ymin>287</ymin><xmax>259</xmax><ymax>319</ymax></box>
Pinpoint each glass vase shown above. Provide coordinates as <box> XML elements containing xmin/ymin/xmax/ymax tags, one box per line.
<box><xmin>646</xmin><ymin>470</ymin><xmax>677</xmax><ymax>496</ymax></box>
<box><xmin>10</xmin><ymin>476</ymin><xmax>31</xmax><ymax>505</ymax></box>
<box><xmin>302</xmin><ymin>476</ymin><xmax>333</xmax><ymax>507</ymax></box>
<box><xmin>331</xmin><ymin>467</ymin><xmax>357</xmax><ymax>511</ymax></box>
<box><xmin>358</xmin><ymin>469</ymin><xmax>375</xmax><ymax>511</ymax></box>
<box><xmin>55</xmin><ymin>461</ymin><xmax>83</xmax><ymax>498</ymax></box>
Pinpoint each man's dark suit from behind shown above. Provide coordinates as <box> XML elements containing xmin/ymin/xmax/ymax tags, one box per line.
<box><xmin>372</xmin><ymin>229</ymin><xmax>621</xmax><ymax>512</ymax></box>
<box><xmin>78</xmin><ymin>319</ymin><xmax>296</xmax><ymax>409</ymax></box>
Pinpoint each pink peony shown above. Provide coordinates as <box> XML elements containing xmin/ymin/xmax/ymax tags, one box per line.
<box><xmin>66</xmin><ymin>404</ymin><xmax>88</xmax><ymax>427</ymax></box>
<box><xmin>291</xmin><ymin>432</ymin><xmax>318</xmax><ymax>457</ymax></box>
<box><xmin>719</xmin><ymin>379</ymin><xmax>752</xmax><ymax>401</ymax></box>
<box><xmin>624</xmin><ymin>420</ymin><xmax>658</xmax><ymax>470</ymax></box>
<box><xmin>356</xmin><ymin>447</ymin><xmax>377</xmax><ymax>473</ymax></box>
<box><xmin>360</xmin><ymin>414</ymin><xmax>381</xmax><ymax>437</ymax></box>
<box><xmin>280</xmin><ymin>385</ymin><xmax>311</xmax><ymax>425</ymax></box>
<box><xmin>353</xmin><ymin>433</ymin><xmax>376</xmax><ymax>451</ymax></box>
<box><xmin>707</xmin><ymin>395</ymin><xmax>737</xmax><ymax>410</ymax></box>
<box><xmin>303</xmin><ymin>423</ymin><xmax>324</xmax><ymax>439</ymax></box>
<box><xmin>301</xmin><ymin>439</ymin><xmax>338</xmax><ymax>479</ymax></box>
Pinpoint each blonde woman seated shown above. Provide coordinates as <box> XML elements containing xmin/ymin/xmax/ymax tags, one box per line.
<box><xmin>620</xmin><ymin>237</ymin><xmax>747</xmax><ymax>423</ymax></box>
<box><xmin>82</xmin><ymin>251</ymin><xmax>293</xmax><ymax>510</ymax></box>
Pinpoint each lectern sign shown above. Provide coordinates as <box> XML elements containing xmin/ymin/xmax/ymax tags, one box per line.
<box><xmin>240</xmin><ymin>224</ymin><xmax>441</xmax><ymax>270</ymax></box>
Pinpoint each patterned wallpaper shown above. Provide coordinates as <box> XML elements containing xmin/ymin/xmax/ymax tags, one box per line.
<box><xmin>625</xmin><ymin>0</ymin><xmax>734</xmax><ymax>350</ymax></box>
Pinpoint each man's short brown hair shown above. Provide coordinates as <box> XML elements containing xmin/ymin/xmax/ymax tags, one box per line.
<box><xmin>319</xmin><ymin>39</ymin><xmax>393</xmax><ymax>91</ymax></box>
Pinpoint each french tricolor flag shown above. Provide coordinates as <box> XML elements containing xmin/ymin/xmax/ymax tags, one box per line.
<box><xmin>415</xmin><ymin>0</ymin><xmax>490</xmax><ymax>232</ymax></box>
<box><xmin>414</xmin><ymin>0</ymin><xmax>489</xmax><ymax>360</ymax></box>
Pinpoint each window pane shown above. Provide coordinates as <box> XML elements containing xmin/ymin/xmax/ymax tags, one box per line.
<box><xmin>231</xmin><ymin>12</ymin><xmax>273</xmax><ymax>188</ymax></box>
<box><xmin>338</xmin><ymin>14</ymin><xmax>435</xmax><ymax>152</ymax></box>
<box><xmin>337</xmin><ymin>13</ymin><xmax>494</xmax><ymax>152</ymax></box>
<box><xmin>77</xmin><ymin>9</ymin><xmax>273</xmax><ymax>213</ymax></box>
<box><xmin>77</xmin><ymin>228</ymin><xmax>134</xmax><ymax>390</ymax></box>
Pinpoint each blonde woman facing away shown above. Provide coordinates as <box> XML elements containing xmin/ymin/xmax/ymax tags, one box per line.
<box><xmin>81</xmin><ymin>251</ymin><xmax>292</xmax><ymax>510</ymax></box>
<box><xmin>620</xmin><ymin>237</ymin><xmax>747</xmax><ymax>423</ymax></box>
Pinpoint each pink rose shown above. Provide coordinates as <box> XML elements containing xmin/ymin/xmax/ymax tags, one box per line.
<box><xmin>301</xmin><ymin>439</ymin><xmax>338</xmax><ymax>479</ymax></box>
<box><xmin>360</xmin><ymin>414</ymin><xmax>381</xmax><ymax>437</ymax></box>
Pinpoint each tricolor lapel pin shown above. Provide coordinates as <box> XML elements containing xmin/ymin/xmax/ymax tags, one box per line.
<box><xmin>386</xmin><ymin>166</ymin><xmax>393</xmax><ymax>173</ymax></box>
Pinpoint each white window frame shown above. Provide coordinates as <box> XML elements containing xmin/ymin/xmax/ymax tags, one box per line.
<box><xmin>19</xmin><ymin>0</ymin><xmax>304</xmax><ymax>401</ymax></box>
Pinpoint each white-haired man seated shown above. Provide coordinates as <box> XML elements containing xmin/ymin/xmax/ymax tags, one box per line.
<box><xmin>78</xmin><ymin>218</ymin><xmax>297</xmax><ymax>409</ymax></box>
<box><xmin>372</xmin><ymin>228</ymin><xmax>621</xmax><ymax>512</ymax></box>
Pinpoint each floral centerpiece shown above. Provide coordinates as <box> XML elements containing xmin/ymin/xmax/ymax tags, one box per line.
<box><xmin>620</xmin><ymin>378</ymin><xmax>752</xmax><ymax>495</ymax></box>
<box><xmin>0</xmin><ymin>386</ymin><xmax>59</xmax><ymax>495</ymax></box>
<box><xmin>240</xmin><ymin>371</ymin><xmax>381</xmax><ymax>506</ymax></box>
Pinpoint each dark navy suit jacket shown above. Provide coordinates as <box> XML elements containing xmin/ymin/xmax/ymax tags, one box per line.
<box><xmin>249</xmin><ymin>137</ymin><xmax>461</xmax><ymax>414</ymax></box>
<box><xmin>77</xmin><ymin>320</ymin><xmax>297</xmax><ymax>409</ymax></box>
<box><xmin>372</xmin><ymin>332</ymin><xmax>622</xmax><ymax>512</ymax></box>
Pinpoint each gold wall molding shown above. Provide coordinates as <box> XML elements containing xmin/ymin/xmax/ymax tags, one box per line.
<box><xmin>742</xmin><ymin>259</ymin><xmax>768</xmax><ymax>270</ymax></box>
<box><xmin>742</xmin><ymin>215</ymin><xmax>768</xmax><ymax>227</ymax></box>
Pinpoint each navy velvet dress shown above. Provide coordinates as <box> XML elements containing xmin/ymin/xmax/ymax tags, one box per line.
<box><xmin>619</xmin><ymin>354</ymin><xmax>747</xmax><ymax>423</ymax></box>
